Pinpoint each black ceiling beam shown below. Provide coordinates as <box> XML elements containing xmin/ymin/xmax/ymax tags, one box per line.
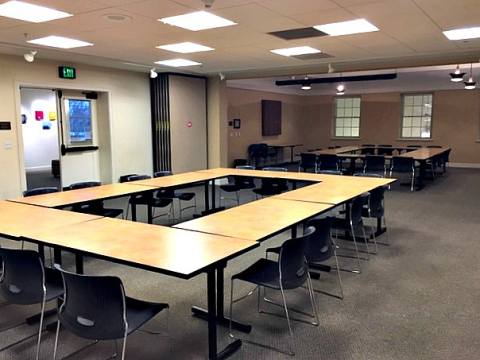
<box><xmin>275</xmin><ymin>73</ymin><xmax>397</xmax><ymax>86</ymax></box>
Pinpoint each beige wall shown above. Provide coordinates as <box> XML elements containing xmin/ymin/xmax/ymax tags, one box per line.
<box><xmin>0</xmin><ymin>54</ymin><xmax>151</xmax><ymax>200</ymax></box>
<box><xmin>227</xmin><ymin>87</ymin><xmax>480</xmax><ymax>166</ymax></box>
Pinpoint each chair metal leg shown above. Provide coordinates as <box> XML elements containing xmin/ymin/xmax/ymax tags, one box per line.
<box><xmin>334</xmin><ymin>229</ymin><xmax>361</xmax><ymax>274</ymax></box>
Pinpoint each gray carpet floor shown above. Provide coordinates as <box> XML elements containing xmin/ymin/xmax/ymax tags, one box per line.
<box><xmin>1</xmin><ymin>167</ymin><xmax>479</xmax><ymax>359</ymax></box>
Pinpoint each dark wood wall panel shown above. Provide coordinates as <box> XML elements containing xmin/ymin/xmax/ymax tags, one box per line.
<box><xmin>262</xmin><ymin>100</ymin><xmax>282</xmax><ymax>136</ymax></box>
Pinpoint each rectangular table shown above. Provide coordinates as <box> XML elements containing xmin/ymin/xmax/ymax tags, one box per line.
<box><xmin>268</xmin><ymin>143</ymin><xmax>303</xmax><ymax>164</ymax></box>
<box><xmin>20</xmin><ymin>217</ymin><xmax>258</xmax><ymax>360</ymax></box>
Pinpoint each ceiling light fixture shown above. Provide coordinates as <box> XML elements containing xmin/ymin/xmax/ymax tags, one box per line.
<box><xmin>443</xmin><ymin>26</ymin><xmax>480</xmax><ymax>41</ymax></box>
<box><xmin>336</xmin><ymin>84</ymin><xmax>345</xmax><ymax>95</ymax></box>
<box><xmin>464</xmin><ymin>64</ymin><xmax>476</xmax><ymax>90</ymax></box>
<box><xmin>157</xmin><ymin>42</ymin><xmax>214</xmax><ymax>53</ymax></box>
<box><xmin>23</xmin><ymin>50</ymin><xmax>36</xmax><ymax>62</ymax></box>
<box><xmin>450</xmin><ymin>64</ymin><xmax>466</xmax><ymax>82</ymax></box>
<box><xmin>314</xmin><ymin>19</ymin><xmax>378</xmax><ymax>36</ymax></box>
<box><xmin>154</xmin><ymin>59</ymin><xmax>201</xmax><ymax>67</ymax></box>
<box><xmin>27</xmin><ymin>36</ymin><xmax>93</xmax><ymax>49</ymax></box>
<box><xmin>271</xmin><ymin>46</ymin><xmax>321</xmax><ymax>57</ymax></box>
<box><xmin>0</xmin><ymin>0</ymin><xmax>72</xmax><ymax>23</ymax></box>
<box><xmin>150</xmin><ymin>68</ymin><xmax>158</xmax><ymax>78</ymax></box>
<box><xmin>159</xmin><ymin>11</ymin><xmax>236</xmax><ymax>31</ymax></box>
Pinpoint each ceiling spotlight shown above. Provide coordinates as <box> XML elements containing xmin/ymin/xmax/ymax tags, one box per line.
<box><xmin>301</xmin><ymin>84</ymin><xmax>311</xmax><ymax>90</ymax></box>
<box><xmin>464</xmin><ymin>64</ymin><xmax>476</xmax><ymax>89</ymax></box>
<box><xmin>450</xmin><ymin>64</ymin><xmax>465</xmax><ymax>82</ymax></box>
<box><xmin>336</xmin><ymin>84</ymin><xmax>345</xmax><ymax>95</ymax></box>
<box><xmin>24</xmin><ymin>50</ymin><xmax>36</xmax><ymax>62</ymax></box>
<box><xmin>150</xmin><ymin>68</ymin><xmax>158</xmax><ymax>78</ymax></box>
<box><xmin>202</xmin><ymin>0</ymin><xmax>214</xmax><ymax>8</ymax></box>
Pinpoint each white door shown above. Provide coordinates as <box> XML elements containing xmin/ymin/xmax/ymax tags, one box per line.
<box><xmin>57</xmin><ymin>90</ymin><xmax>100</xmax><ymax>187</ymax></box>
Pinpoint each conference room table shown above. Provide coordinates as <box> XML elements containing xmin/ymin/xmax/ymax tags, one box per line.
<box><xmin>268</xmin><ymin>143</ymin><xmax>303</xmax><ymax>164</ymax></box>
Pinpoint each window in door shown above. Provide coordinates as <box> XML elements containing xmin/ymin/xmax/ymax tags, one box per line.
<box><xmin>65</xmin><ymin>99</ymin><xmax>93</xmax><ymax>146</ymax></box>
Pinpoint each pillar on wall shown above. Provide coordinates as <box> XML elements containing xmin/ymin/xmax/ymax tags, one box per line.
<box><xmin>207</xmin><ymin>77</ymin><xmax>228</xmax><ymax>168</ymax></box>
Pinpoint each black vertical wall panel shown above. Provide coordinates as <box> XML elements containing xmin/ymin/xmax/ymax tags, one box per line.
<box><xmin>150</xmin><ymin>74</ymin><xmax>171</xmax><ymax>172</ymax></box>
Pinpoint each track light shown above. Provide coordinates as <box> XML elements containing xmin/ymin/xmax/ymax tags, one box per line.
<box><xmin>464</xmin><ymin>63</ymin><xmax>476</xmax><ymax>89</ymax></box>
<box><xmin>450</xmin><ymin>64</ymin><xmax>465</xmax><ymax>82</ymax></box>
<box><xmin>336</xmin><ymin>84</ymin><xmax>345</xmax><ymax>95</ymax></box>
<box><xmin>150</xmin><ymin>68</ymin><xmax>158</xmax><ymax>78</ymax></box>
<box><xmin>24</xmin><ymin>50</ymin><xmax>36</xmax><ymax>62</ymax></box>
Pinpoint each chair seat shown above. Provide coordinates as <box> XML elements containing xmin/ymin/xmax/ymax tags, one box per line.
<box><xmin>234</xmin><ymin>258</ymin><xmax>290</xmax><ymax>290</ymax></box>
<box><xmin>331</xmin><ymin>217</ymin><xmax>351</xmax><ymax>232</ymax></box>
<box><xmin>361</xmin><ymin>207</ymin><xmax>384</xmax><ymax>218</ymax></box>
<box><xmin>125</xmin><ymin>296</ymin><xmax>169</xmax><ymax>336</ymax></box>
<box><xmin>220</xmin><ymin>184</ymin><xmax>242</xmax><ymax>193</ymax></box>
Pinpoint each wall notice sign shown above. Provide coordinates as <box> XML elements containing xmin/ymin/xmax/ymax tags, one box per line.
<box><xmin>0</xmin><ymin>121</ymin><xmax>11</xmax><ymax>130</ymax></box>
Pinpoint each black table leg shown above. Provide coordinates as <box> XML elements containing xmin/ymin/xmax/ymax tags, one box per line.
<box><xmin>131</xmin><ymin>203</ymin><xmax>137</xmax><ymax>222</ymax></box>
<box><xmin>204</xmin><ymin>182</ymin><xmax>210</xmax><ymax>212</ymax></box>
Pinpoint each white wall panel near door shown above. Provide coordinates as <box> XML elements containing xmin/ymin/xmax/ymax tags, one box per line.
<box><xmin>169</xmin><ymin>75</ymin><xmax>207</xmax><ymax>174</ymax></box>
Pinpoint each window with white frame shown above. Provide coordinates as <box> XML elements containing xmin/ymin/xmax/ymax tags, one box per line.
<box><xmin>401</xmin><ymin>93</ymin><xmax>433</xmax><ymax>138</ymax></box>
<box><xmin>334</xmin><ymin>96</ymin><xmax>361</xmax><ymax>138</ymax></box>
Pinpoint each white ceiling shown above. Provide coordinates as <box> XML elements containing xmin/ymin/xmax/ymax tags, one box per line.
<box><xmin>0</xmin><ymin>0</ymin><xmax>479</xmax><ymax>92</ymax></box>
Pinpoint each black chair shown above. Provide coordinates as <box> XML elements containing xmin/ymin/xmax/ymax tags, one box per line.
<box><xmin>23</xmin><ymin>187</ymin><xmax>59</xmax><ymax>197</ymax></box>
<box><xmin>52</xmin><ymin>264</ymin><xmax>169</xmax><ymax>360</ymax></box>
<box><xmin>69</xmin><ymin>181</ymin><xmax>124</xmax><ymax>219</ymax></box>
<box><xmin>389</xmin><ymin>156</ymin><xmax>416</xmax><ymax>191</ymax></box>
<box><xmin>219</xmin><ymin>165</ymin><xmax>256</xmax><ymax>206</ymax></box>
<box><xmin>377</xmin><ymin>144</ymin><xmax>394</xmax><ymax>156</ymax></box>
<box><xmin>229</xmin><ymin>227</ymin><xmax>318</xmax><ymax>356</ymax></box>
<box><xmin>0</xmin><ymin>248</ymin><xmax>64</xmax><ymax>360</ymax></box>
<box><xmin>154</xmin><ymin>171</ymin><xmax>197</xmax><ymax>220</ymax></box>
<box><xmin>363</xmin><ymin>155</ymin><xmax>386</xmax><ymax>177</ymax></box>
<box><xmin>126</xmin><ymin>175</ymin><xmax>173</xmax><ymax>223</ymax></box>
<box><xmin>252</xmin><ymin>167</ymin><xmax>288</xmax><ymax>199</ymax></box>
<box><xmin>440</xmin><ymin>148</ymin><xmax>451</xmax><ymax>173</ymax></box>
<box><xmin>360</xmin><ymin>184</ymin><xmax>390</xmax><ymax>246</ymax></box>
<box><xmin>298</xmin><ymin>153</ymin><xmax>318</xmax><ymax>173</ymax></box>
<box><xmin>361</xmin><ymin>144</ymin><xmax>376</xmax><ymax>155</ymax></box>
<box><xmin>318</xmin><ymin>154</ymin><xmax>340</xmax><ymax>172</ymax></box>
<box><xmin>305</xmin><ymin>216</ymin><xmax>344</xmax><ymax>299</ymax></box>
<box><xmin>331</xmin><ymin>193</ymin><xmax>371</xmax><ymax>274</ymax></box>
<box><xmin>317</xmin><ymin>170</ymin><xmax>343</xmax><ymax>175</ymax></box>
<box><xmin>426</xmin><ymin>145</ymin><xmax>442</xmax><ymax>148</ymax></box>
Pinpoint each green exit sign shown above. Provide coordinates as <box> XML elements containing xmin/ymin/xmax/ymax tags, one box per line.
<box><xmin>58</xmin><ymin>66</ymin><xmax>76</xmax><ymax>79</ymax></box>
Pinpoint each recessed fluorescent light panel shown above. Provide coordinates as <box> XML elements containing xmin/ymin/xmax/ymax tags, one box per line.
<box><xmin>157</xmin><ymin>42</ymin><xmax>214</xmax><ymax>53</ymax></box>
<box><xmin>314</xmin><ymin>19</ymin><xmax>378</xmax><ymax>36</ymax></box>
<box><xmin>271</xmin><ymin>46</ymin><xmax>321</xmax><ymax>57</ymax></box>
<box><xmin>155</xmin><ymin>59</ymin><xmax>201</xmax><ymax>67</ymax></box>
<box><xmin>0</xmin><ymin>1</ymin><xmax>72</xmax><ymax>23</ymax></box>
<box><xmin>443</xmin><ymin>27</ymin><xmax>480</xmax><ymax>40</ymax></box>
<box><xmin>159</xmin><ymin>11</ymin><xmax>236</xmax><ymax>31</ymax></box>
<box><xmin>27</xmin><ymin>36</ymin><xmax>93</xmax><ymax>49</ymax></box>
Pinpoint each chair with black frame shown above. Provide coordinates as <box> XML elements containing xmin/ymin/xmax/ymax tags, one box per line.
<box><xmin>219</xmin><ymin>165</ymin><xmax>256</xmax><ymax>206</ymax></box>
<box><xmin>252</xmin><ymin>167</ymin><xmax>288</xmax><ymax>199</ymax></box>
<box><xmin>0</xmin><ymin>248</ymin><xmax>64</xmax><ymax>360</ymax></box>
<box><xmin>125</xmin><ymin>175</ymin><xmax>173</xmax><ymax>224</ymax></box>
<box><xmin>69</xmin><ymin>181</ymin><xmax>124</xmax><ymax>219</ymax></box>
<box><xmin>298</xmin><ymin>152</ymin><xmax>318</xmax><ymax>173</ymax></box>
<box><xmin>361</xmin><ymin>144</ymin><xmax>376</xmax><ymax>155</ymax></box>
<box><xmin>377</xmin><ymin>144</ymin><xmax>394</xmax><ymax>156</ymax></box>
<box><xmin>441</xmin><ymin>148</ymin><xmax>451</xmax><ymax>173</ymax></box>
<box><xmin>389</xmin><ymin>156</ymin><xmax>416</xmax><ymax>192</ymax></box>
<box><xmin>23</xmin><ymin>187</ymin><xmax>59</xmax><ymax>197</ymax></box>
<box><xmin>229</xmin><ymin>227</ymin><xmax>318</xmax><ymax>356</ymax></box>
<box><xmin>154</xmin><ymin>171</ymin><xmax>197</xmax><ymax>221</ymax></box>
<box><xmin>256</xmin><ymin>143</ymin><xmax>270</xmax><ymax>167</ymax></box>
<box><xmin>331</xmin><ymin>192</ymin><xmax>372</xmax><ymax>274</ymax></box>
<box><xmin>52</xmin><ymin>264</ymin><xmax>169</xmax><ymax>360</ymax></box>
<box><xmin>317</xmin><ymin>170</ymin><xmax>343</xmax><ymax>175</ymax></box>
<box><xmin>318</xmin><ymin>154</ymin><xmax>341</xmax><ymax>173</ymax></box>
<box><xmin>363</xmin><ymin>155</ymin><xmax>387</xmax><ymax>177</ymax></box>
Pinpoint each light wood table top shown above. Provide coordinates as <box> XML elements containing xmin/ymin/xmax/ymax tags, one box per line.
<box><xmin>197</xmin><ymin>167</ymin><xmax>325</xmax><ymax>183</ymax></box>
<box><xmin>397</xmin><ymin>147</ymin><xmax>449</xmax><ymax>160</ymax></box>
<box><xmin>0</xmin><ymin>200</ymin><xmax>100</xmax><ymax>238</ymax></box>
<box><xmin>315</xmin><ymin>146</ymin><xmax>363</xmax><ymax>155</ymax></box>
<box><xmin>275</xmin><ymin>176</ymin><xmax>395</xmax><ymax>205</ymax></box>
<box><xmin>175</xmin><ymin>197</ymin><xmax>333</xmax><ymax>241</ymax></box>
<box><xmin>22</xmin><ymin>217</ymin><xmax>258</xmax><ymax>279</ymax></box>
<box><xmin>126</xmin><ymin>172</ymin><xmax>221</xmax><ymax>188</ymax></box>
<box><xmin>8</xmin><ymin>183</ymin><xmax>155</xmax><ymax>208</ymax></box>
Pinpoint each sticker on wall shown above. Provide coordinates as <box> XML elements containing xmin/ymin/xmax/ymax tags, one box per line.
<box><xmin>35</xmin><ymin>111</ymin><xmax>44</xmax><ymax>120</ymax></box>
<box><xmin>42</xmin><ymin>120</ymin><xmax>51</xmax><ymax>130</ymax></box>
<box><xmin>187</xmin><ymin>121</ymin><xmax>192</xmax><ymax>128</ymax></box>
<box><xmin>21</xmin><ymin>114</ymin><xmax>27</xmax><ymax>124</ymax></box>
<box><xmin>49</xmin><ymin>111</ymin><xmax>57</xmax><ymax>120</ymax></box>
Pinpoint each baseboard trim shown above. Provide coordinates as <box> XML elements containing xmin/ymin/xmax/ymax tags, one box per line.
<box><xmin>26</xmin><ymin>166</ymin><xmax>51</xmax><ymax>172</ymax></box>
<box><xmin>449</xmin><ymin>163</ymin><xmax>480</xmax><ymax>169</ymax></box>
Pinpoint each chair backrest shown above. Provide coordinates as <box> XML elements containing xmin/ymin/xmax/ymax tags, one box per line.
<box><xmin>305</xmin><ymin>217</ymin><xmax>335</xmax><ymax>263</ymax></box>
<box><xmin>278</xmin><ymin>226</ymin><xmax>315</xmax><ymax>290</ymax></box>
<box><xmin>261</xmin><ymin>167</ymin><xmax>288</xmax><ymax>191</ymax></box>
<box><xmin>263</xmin><ymin>167</ymin><xmax>287</xmax><ymax>172</ymax></box>
<box><xmin>354</xmin><ymin>173</ymin><xmax>382</xmax><ymax>178</ymax></box>
<box><xmin>391</xmin><ymin>156</ymin><xmax>414</xmax><ymax>172</ymax></box>
<box><xmin>300</xmin><ymin>153</ymin><xmax>317</xmax><ymax>168</ymax></box>
<box><xmin>318</xmin><ymin>154</ymin><xmax>339</xmax><ymax>171</ymax></box>
<box><xmin>377</xmin><ymin>144</ymin><xmax>394</xmax><ymax>155</ymax></box>
<box><xmin>317</xmin><ymin>170</ymin><xmax>342</xmax><ymax>175</ymax></box>
<box><xmin>361</xmin><ymin>144</ymin><xmax>376</xmax><ymax>155</ymax></box>
<box><xmin>236</xmin><ymin>165</ymin><xmax>255</xmax><ymax>170</ymax></box>
<box><xmin>0</xmin><ymin>248</ymin><xmax>45</xmax><ymax>305</ymax></box>
<box><xmin>234</xmin><ymin>165</ymin><xmax>255</xmax><ymax>187</ymax></box>
<box><xmin>154</xmin><ymin>171</ymin><xmax>173</xmax><ymax>177</ymax></box>
<box><xmin>127</xmin><ymin>174</ymin><xmax>151</xmax><ymax>181</ymax></box>
<box><xmin>367</xmin><ymin>186</ymin><xmax>385</xmax><ymax>218</ymax></box>
<box><xmin>55</xmin><ymin>264</ymin><xmax>126</xmax><ymax>341</ymax></box>
<box><xmin>364</xmin><ymin>155</ymin><xmax>386</xmax><ymax>172</ymax></box>
<box><xmin>257</xmin><ymin>143</ymin><xmax>269</xmax><ymax>158</ymax></box>
<box><xmin>427</xmin><ymin>145</ymin><xmax>442</xmax><ymax>148</ymax></box>
<box><xmin>349</xmin><ymin>193</ymin><xmax>369</xmax><ymax>226</ymax></box>
<box><xmin>23</xmin><ymin>187</ymin><xmax>59</xmax><ymax>197</ymax></box>
<box><xmin>119</xmin><ymin>174</ymin><xmax>138</xmax><ymax>183</ymax></box>
<box><xmin>69</xmin><ymin>181</ymin><xmax>101</xmax><ymax>190</ymax></box>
